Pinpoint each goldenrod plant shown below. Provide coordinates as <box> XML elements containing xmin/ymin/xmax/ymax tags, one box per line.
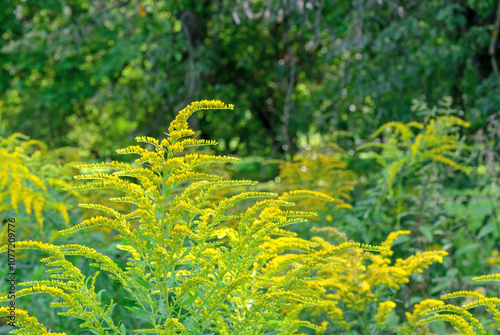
<box><xmin>398</xmin><ymin>298</ymin><xmax>447</xmax><ymax>335</ymax></box>
<box><xmin>0</xmin><ymin>101</ymin><xmax>387</xmax><ymax>335</ymax></box>
<box><xmin>354</xmin><ymin>99</ymin><xmax>472</xmax><ymax>244</ymax></box>
<box><xmin>0</xmin><ymin>133</ymin><xmax>83</xmax><ymax>241</ymax></box>
<box><xmin>277</xmin><ymin>132</ymin><xmax>357</xmax><ymax>211</ymax></box>
<box><xmin>0</xmin><ymin>306</ymin><xmax>67</xmax><ymax>335</ymax></box>
<box><xmin>304</xmin><ymin>230</ymin><xmax>447</xmax><ymax>334</ymax></box>
<box><xmin>406</xmin><ymin>273</ymin><xmax>500</xmax><ymax>335</ymax></box>
<box><xmin>358</xmin><ymin>102</ymin><xmax>470</xmax><ymax>196</ymax></box>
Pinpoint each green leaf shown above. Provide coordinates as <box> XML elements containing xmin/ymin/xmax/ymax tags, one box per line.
<box><xmin>158</xmin><ymin>298</ymin><xmax>167</xmax><ymax>315</ymax></box>
<box><xmin>143</xmin><ymin>190</ymin><xmax>157</xmax><ymax>203</ymax></box>
<box><xmin>209</xmin><ymin>268</ymin><xmax>220</xmax><ymax>281</ymax></box>
<box><xmin>105</xmin><ymin>301</ymin><xmax>116</xmax><ymax>317</ymax></box>
<box><xmin>96</xmin><ymin>289</ymin><xmax>106</xmax><ymax>303</ymax></box>
<box><xmin>456</xmin><ymin>243</ymin><xmax>480</xmax><ymax>256</ymax></box>
<box><xmin>179</xmin><ymin>244</ymin><xmax>193</xmax><ymax>259</ymax></box>
<box><xmin>196</xmin><ymin>288</ymin><xmax>206</xmax><ymax>301</ymax></box>
<box><xmin>418</xmin><ymin>226</ymin><xmax>433</xmax><ymax>242</ymax></box>
<box><xmin>156</xmin><ymin>207</ymin><xmax>163</xmax><ymax>221</ymax></box>
<box><xmin>134</xmin><ymin>277</ymin><xmax>157</xmax><ymax>290</ymax></box>
<box><xmin>477</xmin><ymin>222</ymin><xmax>496</xmax><ymax>240</ymax></box>
<box><xmin>128</xmin><ymin>259</ymin><xmax>151</xmax><ymax>266</ymax></box>
<box><xmin>180</xmin><ymin>292</ymin><xmax>198</xmax><ymax>307</ymax></box>
<box><xmin>391</xmin><ymin>234</ymin><xmax>410</xmax><ymax>246</ymax></box>
<box><xmin>446</xmin><ymin>268</ymin><xmax>459</xmax><ymax>278</ymax></box>
<box><xmin>84</xmin><ymin>275</ymin><xmax>93</xmax><ymax>287</ymax></box>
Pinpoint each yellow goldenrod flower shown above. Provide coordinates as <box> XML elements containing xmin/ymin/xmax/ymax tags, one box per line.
<box><xmin>375</xmin><ymin>301</ymin><xmax>396</xmax><ymax>326</ymax></box>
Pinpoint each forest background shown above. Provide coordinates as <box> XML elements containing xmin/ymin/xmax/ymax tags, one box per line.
<box><xmin>0</xmin><ymin>1</ymin><xmax>500</xmax><ymax>334</ymax></box>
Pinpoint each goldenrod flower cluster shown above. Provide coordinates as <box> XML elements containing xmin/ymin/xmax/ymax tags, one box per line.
<box><xmin>277</xmin><ymin>137</ymin><xmax>357</xmax><ymax>211</ymax></box>
<box><xmin>0</xmin><ymin>307</ymin><xmax>68</xmax><ymax>334</ymax></box>
<box><xmin>305</xmin><ymin>230</ymin><xmax>447</xmax><ymax>331</ymax></box>
<box><xmin>410</xmin><ymin>273</ymin><xmax>500</xmax><ymax>335</ymax></box>
<box><xmin>0</xmin><ymin>133</ymin><xmax>77</xmax><ymax>238</ymax></box>
<box><xmin>358</xmin><ymin>115</ymin><xmax>470</xmax><ymax>193</ymax></box>
<box><xmin>376</xmin><ymin>301</ymin><xmax>397</xmax><ymax>326</ymax></box>
<box><xmin>487</xmin><ymin>250</ymin><xmax>500</xmax><ymax>266</ymax></box>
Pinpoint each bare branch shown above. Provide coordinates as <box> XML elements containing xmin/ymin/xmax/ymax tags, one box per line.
<box><xmin>489</xmin><ymin>0</ymin><xmax>500</xmax><ymax>75</ymax></box>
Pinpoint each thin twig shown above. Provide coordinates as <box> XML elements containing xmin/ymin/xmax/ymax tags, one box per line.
<box><xmin>490</xmin><ymin>1</ymin><xmax>500</xmax><ymax>75</ymax></box>
<box><xmin>281</xmin><ymin>45</ymin><xmax>295</xmax><ymax>158</ymax></box>
<box><xmin>180</xmin><ymin>11</ymin><xmax>199</xmax><ymax>104</ymax></box>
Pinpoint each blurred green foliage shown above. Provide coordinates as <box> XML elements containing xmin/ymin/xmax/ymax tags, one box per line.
<box><xmin>2</xmin><ymin>0</ymin><xmax>500</xmax><ymax>158</ymax></box>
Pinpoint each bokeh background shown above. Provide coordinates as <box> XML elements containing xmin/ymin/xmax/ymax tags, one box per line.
<box><xmin>1</xmin><ymin>0</ymin><xmax>499</xmax><ymax>158</ymax></box>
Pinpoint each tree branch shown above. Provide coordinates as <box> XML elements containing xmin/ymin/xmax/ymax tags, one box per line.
<box><xmin>490</xmin><ymin>0</ymin><xmax>500</xmax><ymax>76</ymax></box>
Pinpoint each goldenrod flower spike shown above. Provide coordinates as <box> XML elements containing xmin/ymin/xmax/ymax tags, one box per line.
<box><xmin>376</xmin><ymin>301</ymin><xmax>396</xmax><ymax>326</ymax></box>
<box><xmin>421</xmin><ymin>314</ymin><xmax>476</xmax><ymax>335</ymax></box>
<box><xmin>359</xmin><ymin>115</ymin><xmax>470</xmax><ymax>195</ymax></box>
<box><xmin>473</xmin><ymin>273</ymin><xmax>500</xmax><ymax>282</ymax></box>
<box><xmin>0</xmin><ymin>133</ymin><xmax>76</xmax><ymax>235</ymax></box>
<box><xmin>0</xmin><ymin>307</ymin><xmax>68</xmax><ymax>334</ymax></box>
<box><xmin>414</xmin><ymin>271</ymin><xmax>500</xmax><ymax>334</ymax></box>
